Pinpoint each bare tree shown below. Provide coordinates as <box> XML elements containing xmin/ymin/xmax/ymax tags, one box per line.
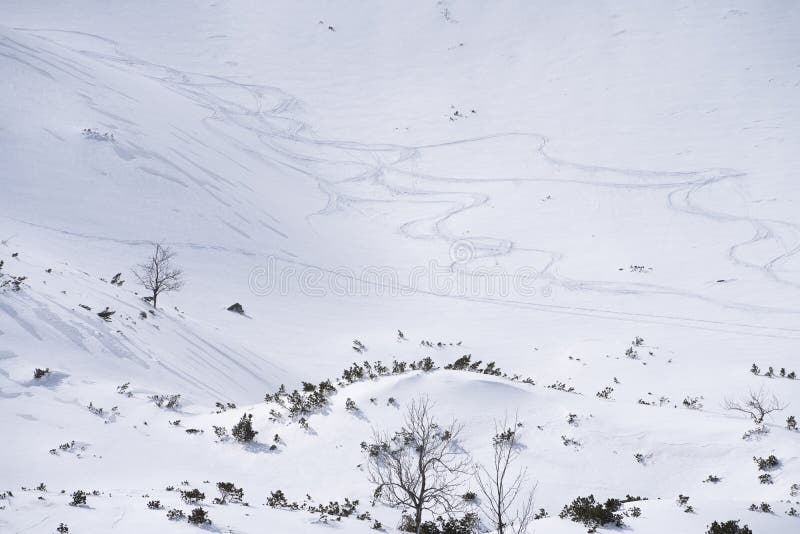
<box><xmin>366</xmin><ymin>397</ymin><xmax>471</xmax><ymax>534</ymax></box>
<box><xmin>132</xmin><ymin>243</ymin><xmax>184</xmax><ymax>308</ymax></box>
<box><xmin>475</xmin><ymin>415</ymin><xmax>536</xmax><ymax>534</ymax></box>
<box><xmin>724</xmin><ymin>388</ymin><xmax>787</xmax><ymax>424</ymax></box>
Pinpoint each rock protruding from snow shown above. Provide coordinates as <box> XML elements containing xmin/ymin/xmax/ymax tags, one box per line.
<box><xmin>227</xmin><ymin>303</ymin><xmax>245</xmax><ymax>314</ymax></box>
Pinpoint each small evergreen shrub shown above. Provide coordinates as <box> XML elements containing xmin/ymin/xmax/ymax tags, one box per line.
<box><xmin>69</xmin><ymin>490</ymin><xmax>86</xmax><ymax>506</ymax></box>
<box><xmin>33</xmin><ymin>368</ymin><xmax>50</xmax><ymax>380</ymax></box>
<box><xmin>232</xmin><ymin>413</ymin><xmax>257</xmax><ymax>442</ymax></box>
<box><xmin>187</xmin><ymin>507</ymin><xmax>210</xmax><ymax>525</ymax></box>
<box><xmin>267</xmin><ymin>489</ymin><xmax>299</xmax><ymax>510</ymax></box>
<box><xmin>214</xmin><ymin>482</ymin><xmax>243</xmax><ymax>504</ymax></box>
<box><xmin>147</xmin><ymin>500</ymin><xmax>162</xmax><ymax>509</ymax></box>
<box><xmin>596</xmin><ymin>387</ymin><xmax>614</xmax><ymax>399</ymax></box>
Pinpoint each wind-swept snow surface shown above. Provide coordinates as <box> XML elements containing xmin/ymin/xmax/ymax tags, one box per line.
<box><xmin>1</xmin><ymin>1</ymin><xmax>800</xmax><ymax>533</ymax></box>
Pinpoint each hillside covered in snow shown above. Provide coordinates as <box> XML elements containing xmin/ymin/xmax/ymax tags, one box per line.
<box><xmin>2</xmin><ymin>1</ymin><xmax>800</xmax><ymax>533</ymax></box>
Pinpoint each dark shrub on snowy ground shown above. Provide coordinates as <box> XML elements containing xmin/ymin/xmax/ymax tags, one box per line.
<box><xmin>559</xmin><ymin>495</ymin><xmax>624</xmax><ymax>532</ymax></box>
<box><xmin>706</xmin><ymin>520</ymin><xmax>752</xmax><ymax>534</ymax></box>
<box><xmin>231</xmin><ymin>413</ymin><xmax>257</xmax><ymax>442</ymax></box>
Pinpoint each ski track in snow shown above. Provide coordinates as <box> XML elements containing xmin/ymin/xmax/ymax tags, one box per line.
<box><xmin>3</xmin><ymin>26</ymin><xmax>800</xmax><ymax>337</ymax></box>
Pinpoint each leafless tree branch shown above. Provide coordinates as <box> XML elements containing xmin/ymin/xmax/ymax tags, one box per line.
<box><xmin>132</xmin><ymin>243</ymin><xmax>184</xmax><ymax>308</ymax></box>
<box><xmin>724</xmin><ymin>387</ymin><xmax>787</xmax><ymax>424</ymax></box>
<box><xmin>366</xmin><ymin>396</ymin><xmax>471</xmax><ymax>534</ymax></box>
<box><xmin>475</xmin><ymin>414</ymin><xmax>536</xmax><ymax>534</ymax></box>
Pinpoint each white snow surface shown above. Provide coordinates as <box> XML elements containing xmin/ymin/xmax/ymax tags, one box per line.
<box><xmin>1</xmin><ymin>1</ymin><xmax>800</xmax><ymax>533</ymax></box>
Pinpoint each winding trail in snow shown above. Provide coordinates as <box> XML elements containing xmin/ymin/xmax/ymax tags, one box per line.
<box><xmin>3</xmin><ymin>26</ymin><xmax>800</xmax><ymax>336</ymax></box>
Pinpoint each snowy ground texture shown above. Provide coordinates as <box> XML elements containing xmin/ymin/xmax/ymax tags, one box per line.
<box><xmin>2</xmin><ymin>1</ymin><xmax>800</xmax><ymax>533</ymax></box>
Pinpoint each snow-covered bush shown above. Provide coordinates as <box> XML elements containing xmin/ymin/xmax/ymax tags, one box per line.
<box><xmin>180</xmin><ymin>488</ymin><xmax>205</xmax><ymax>504</ymax></box>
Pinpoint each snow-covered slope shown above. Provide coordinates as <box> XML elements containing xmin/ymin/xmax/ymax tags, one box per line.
<box><xmin>2</xmin><ymin>1</ymin><xmax>800</xmax><ymax>533</ymax></box>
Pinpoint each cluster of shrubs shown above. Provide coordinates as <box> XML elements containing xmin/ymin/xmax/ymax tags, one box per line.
<box><xmin>165</xmin><ymin>507</ymin><xmax>209</xmax><ymax>524</ymax></box>
<box><xmin>682</xmin><ymin>396</ymin><xmax>703</xmax><ymax>409</ymax></box>
<box><xmin>596</xmin><ymin>386</ymin><xmax>614</xmax><ymax>399</ymax></box>
<box><xmin>264</xmin><ymin>380</ymin><xmax>337</xmax><ymax>420</ymax></box>
<box><xmin>748</xmin><ymin>502</ymin><xmax>772</xmax><ymax>513</ymax></box>
<box><xmin>753</xmin><ymin>455</ymin><xmax>780</xmax><ymax>470</ymax></box>
<box><xmin>214</xmin><ymin>401</ymin><xmax>237</xmax><ymax>413</ymax></box>
<box><xmin>267</xmin><ymin>490</ymin><xmax>377</xmax><ymax>526</ymax></box>
<box><xmin>149</xmin><ymin>394</ymin><xmax>181</xmax><ymax>409</ymax></box>
<box><xmin>742</xmin><ymin>426</ymin><xmax>769</xmax><ymax>441</ymax></box>
<box><xmin>263</xmin><ymin>357</ymin><xmax>443</xmax><ymax>425</ymax></box>
<box><xmin>49</xmin><ymin>440</ymin><xmax>80</xmax><ymax>455</ymax></box>
<box><xmin>547</xmin><ymin>381</ymin><xmax>577</xmax><ymax>393</ymax></box>
<box><xmin>399</xmin><ymin>512</ymin><xmax>480</xmax><ymax>534</ymax></box>
<box><xmin>0</xmin><ymin>260</ymin><xmax>26</xmax><ymax>292</ymax></box>
<box><xmin>750</xmin><ymin>363</ymin><xmax>796</xmax><ymax>379</ymax></box>
<box><xmin>559</xmin><ymin>495</ymin><xmax>624</xmax><ymax>532</ymax></box>
<box><xmin>676</xmin><ymin>494</ymin><xmax>694</xmax><ymax>513</ymax></box>
<box><xmin>419</xmin><ymin>339</ymin><xmax>461</xmax><ymax>348</ymax></box>
<box><xmin>638</xmin><ymin>395</ymin><xmax>671</xmax><ymax>407</ymax></box>
<box><xmin>444</xmin><ymin>355</ymin><xmax>502</xmax><ymax>375</ymax></box>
